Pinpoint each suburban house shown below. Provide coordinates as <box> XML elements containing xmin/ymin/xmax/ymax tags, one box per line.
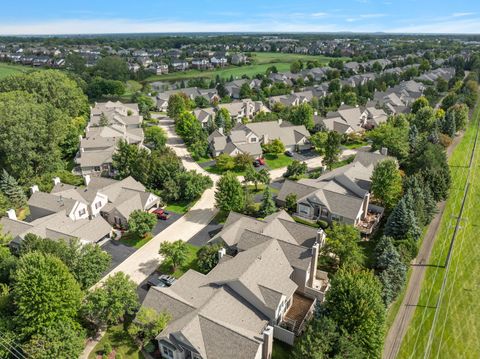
<box><xmin>315</xmin><ymin>105</ymin><xmax>368</xmax><ymax>134</ymax></box>
<box><xmin>171</xmin><ymin>60</ymin><xmax>189</xmax><ymax>72</ymax></box>
<box><xmin>156</xmin><ymin>88</ymin><xmax>219</xmax><ymax>112</ymax></box>
<box><xmin>141</xmin><ymin>210</ymin><xmax>329</xmax><ymax>359</ymax></box>
<box><xmin>208</xmin><ymin>120</ymin><xmax>310</xmax><ymax>158</ymax></box>
<box><xmin>277</xmin><ymin>151</ymin><xmax>392</xmax><ymax>234</ymax></box>
<box><xmin>217</xmin><ymin>99</ymin><xmax>270</xmax><ymax>122</ymax></box>
<box><xmin>269</xmin><ymin>90</ymin><xmax>314</xmax><ymax>107</ymax></box>
<box><xmin>231</xmin><ymin>53</ymin><xmax>247</xmax><ymax>65</ymax></box>
<box><xmin>75</xmin><ymin>101</ymin><xmax>145</xmax><ymax>177</ymax></box>
<box><xmin>49</xmin><ymin>175</ymin><xmax>160</xmax><ymax>229</ymax></box>
<box><xmin>364</xmin><ymin>107</ymin><xmax>389</xmax><ymax>128</ymax></box>
<box><xmin>193</xmin><ymin>107</ymin><xmax>217</xmax><ymax>128</ymax></box>
<box><xmin>191</xmin><ymin>58</ymin><xmax>210</xmax><ymax>70</ymax></box>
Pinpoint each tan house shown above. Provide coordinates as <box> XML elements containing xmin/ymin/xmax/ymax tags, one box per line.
<box><xmin>141</xmin><ymin>211</ymin><xmax>329</xmax><ymax>359</ymax></box>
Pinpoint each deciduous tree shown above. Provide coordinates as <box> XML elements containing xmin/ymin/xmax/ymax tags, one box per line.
<box><xmin>128</xmin><ymin>210</ymin><xmax>157</xmax><ymax>237</ymax></box>
<box><xmin>159</xmin><ymin>240</ymin><xmax>189</xmax><ymax>272</ymax></box>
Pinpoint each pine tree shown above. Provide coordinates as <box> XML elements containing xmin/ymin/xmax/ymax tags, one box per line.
<box><xmin>374</xmin><ymin>236</ymin><xmax>407</xmax><ymax>304</ymax></box>
<box><xmin>0</xmin><ymin>170</ymin><xmax>27</xmax><ymax>208</ymax></box>
<box><xmin>259</xmin><ymin>186</ymin><xmax>276</xmax><ymax>218</ymax></box>
<box><xmin>408</xmin><ymin>124</ymin><xmax>419</xmax><ymax>152</ymax></box>
<box><xmin>384</xmin><ymin>197</ymin><xmax>421</xmax><ymax>241</ymax></box>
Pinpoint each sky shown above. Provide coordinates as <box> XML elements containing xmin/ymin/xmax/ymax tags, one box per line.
<box><xmin>1</xmin><ymin>0</ymin><xmax>480</xmax><ymax>35</ymax></box>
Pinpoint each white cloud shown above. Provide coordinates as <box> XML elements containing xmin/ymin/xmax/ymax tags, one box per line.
<box><xmin>389</xmin><ymin>17</ymin><xmax>480</xmax><ymax>33</ymax></box>
<box><xmin>311</xmin><ymin>12</ymin><xmax>328</xmax><ymax>17</ymax></box>
<box><xmin>452</xmin><ymin>12</ymin><xmax>475</xmax><ymax>17</ymax></box>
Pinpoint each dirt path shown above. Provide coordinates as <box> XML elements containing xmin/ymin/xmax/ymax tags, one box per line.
<box><xmin>382</xmin><ymin>131</ymin><xmax>465</xmax><ymax>359</ymax></box>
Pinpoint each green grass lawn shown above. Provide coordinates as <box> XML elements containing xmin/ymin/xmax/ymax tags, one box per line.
<box><xmin>145</xmin><ymin>52</ymin><xmax>348</xmax><ymax>82</ymax></box>
<box><xmin>165</xmin><ymin>199</ymin><xmax>197</xmax><ymax>214</ymax></box>
<box><xmin>89</xmin><ymin>324</ymin><xmax>144</xmax><ymax>359</ymax></box>
<box><xmin>203</xmin><ymin>165</ymin><xmax>246</xmax><ymax>176</ymax></box>
<box><xmin>342</xmin><ymin>140</ymin><xmax>369</xmax><ymax>149</ymax></box>
<box><xmin>264</xmin><ymin>153</ymin><xmax>294</xmax><ymax>169</ymax></box>
<box><xmin>398</xmin><ymin>102</ymin><xmax>480</xmax><ymax>358</ymax></box>
<box><xmin>272</xmin><ymin>340</ymin><xmax>294</xmax><ymax>359</ymax></box>
<box><xmin>118</xmin><ymin>232</ymin><xmax>153</xmax><ymax>249</ymax></box>
<box><xmin>158</xmin><ymin>243</ymin><xmax>201</xmax><ymax>278</ymax></box>
<box><xmin>0</xmin><ymin>62</ymin><xmax>36</xmax><ymax>79</ymax></box>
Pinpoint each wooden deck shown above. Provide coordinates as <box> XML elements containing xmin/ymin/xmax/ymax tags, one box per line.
<box><xmin>284</xmin><ymin>293</ymin><xmax>315</xmax><ymax>333</ymax></box>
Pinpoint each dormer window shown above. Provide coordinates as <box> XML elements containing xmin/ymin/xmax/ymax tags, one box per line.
<box><xmin>78</xmin><ymin>208</ymin><xmax>86</xmax><ymax>216</ymax></box>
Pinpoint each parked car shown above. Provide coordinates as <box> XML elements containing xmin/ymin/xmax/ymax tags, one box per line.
<box><xmin>152</xmin><ymin>208</ymin><xmax>165</xmax><ymax>217</ymax></box>
<box><xmin>146</xmin><ymin>276</ymin><xmax>167</xmax><ymax>289</ymax></box>
<box><xmin>159</xmin><ymin>274</ymin><xmax>176</xmax><ymax>286</ymax></box>
<box><xmin>253</xmin><ymin>158</ymin><xmax>266</xmax><ymax>167</ymax></box>
<box><xmin>146</xmin><ymin>274</ymin><xmax>176</xmax><ymax>289</ymax></box>
<box><xmin>284</xmin><ymin>150</ymin><xmax>294</xmax><ymax>157</ymax></box>
<box><xmin>158</xmin><ymin>212</ymin><xmax>171</xmax><ymax>220</ymax></box>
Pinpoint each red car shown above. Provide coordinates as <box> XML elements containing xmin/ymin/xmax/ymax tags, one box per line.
<box><xmin>158</xmin><ymin>212</ymin><xmax>171</xmax><ymax>220</ymax></box>
<box><xmin>152</xmin><ymin>208</ymin><xmax>165</xmax><ymax>217</ymax></box>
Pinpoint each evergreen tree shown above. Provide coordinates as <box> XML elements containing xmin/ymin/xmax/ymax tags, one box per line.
<box><xmin>0</xmin><ymin>169</ymin><xmax>27</xmax><ymax>208</ymax></box>
<box><xmin>408</xmin><ymin>124</ymin><xmax>419</xmax><ymax>153</ymax></box>
<box><xmin>440</xmin><ymin>112</ymin><xmax>456</xmax><ymax>138</ymax></box>
<box><xmin>374</xmin><ymin>236</ymin><xmax>407</xmax><ymax>304</ymax></box>
<box><xmin>384</xmin><ymin>196</ymin><xmax>421</xmax><ymax>241</ymax></box>
<box><xmin>259</xmin><ymin>186</ymin><xmax>276</xmax><ymax>217</ymax></box>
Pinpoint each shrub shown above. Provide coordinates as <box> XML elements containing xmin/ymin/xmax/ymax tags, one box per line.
<box><xmin>103</xmin><ymin>342</ymin><xmax>112</xmax><ymax>355</ymax></box>
<box><xmin>317</xmin><ymin>220</ymin><xmax>329</xmax><ymax>230</ymax></box>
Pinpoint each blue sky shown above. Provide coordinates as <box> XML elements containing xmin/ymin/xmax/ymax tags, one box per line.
<box><xmin>1</xmin><ymin>0</ymin><xmax>480</xmax><ymax>35</ymax></box>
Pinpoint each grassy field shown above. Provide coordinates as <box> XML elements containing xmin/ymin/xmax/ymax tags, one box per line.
<box><xmin>398</xmin><ymin>104</ymin><xmax>480</xmax><ymax>358</ymax></box>
<box><xmin>165</xmin><ymin>199</ymin><xmax>197</xmax><ymax>214</ymax></box>
<box><xmin>89</xmin><ymin>324</ymin><xmax>144</xmax><ymax>359</ymax></box>
<box><xmin>145</xmin><ymin>52</ymin><xmax>348</xmax><ymax>82</ymax></box>
<box><xmin>0</xmin><ymin>62</ymin><xmax>36</xmax><ymax>79</ymax></box>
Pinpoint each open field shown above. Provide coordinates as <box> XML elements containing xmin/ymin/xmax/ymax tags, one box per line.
<box><xmin>0</xmin><ymin>62</ymin><xmax>36</xmax><ymax>79</ymax></box>
<box><xmin>145</xmin><ymin>52</ymin><xmax>348</xmax><ymax>82</ymax></box>
<box><xmin>398</xmin><ymin>104</ymin><xmax>480</xmax><ymax>358</ymax></box>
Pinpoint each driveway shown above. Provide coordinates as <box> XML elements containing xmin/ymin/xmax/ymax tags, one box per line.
<box><xmin>102</xmin><ymin>240</ymin><xmax>137</xmax><ymax>275</ymax></box>
<box><xmin>152</xmin><ymin>212</ymin><xmax>182</xmax><ymax>235</ymax></box>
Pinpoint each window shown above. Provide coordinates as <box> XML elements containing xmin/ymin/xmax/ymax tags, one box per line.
<box><xmin>78</xmin><ymin>208</ymin><xmax>86</xmax><ymax>216</ymax></box>
<box><xmin>298</xmin><ymin>204</ymin><xmax>310</xmax><ymax>216</ymax></box>
<box><xmin>162</xmin><ymin>346</ymin><xmax>174</xmax><ymax>359</ymax></box>
<box><xmin>321</xmin><ymin>207</ymin><xmax>329</xmax><ymax>218</ymax></box>
<box><xmin>250</xmin><ymin>137</ymin><xmax>257</xmax><ymax>143</ymax></box>
<box><xmin>94</xmin><ymin>166</ymin><xmax>101</xmax><ymax>172</ymax></box>
<box><xmin>95</xmin><ymin>201</ymin><xmax>102</xmax><ymax>209</ymax></box>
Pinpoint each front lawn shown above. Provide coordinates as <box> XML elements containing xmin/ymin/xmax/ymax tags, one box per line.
<box><xmin>203</xmin><ymin>165</ymin><xmax>246</xmax><ymax>176</ymax></box>
<box><xmin>118</xmin><ymin>232</ymin><xmax>153</xmax><ymax>249</ymax></box>
<box><xmin>264</xmin><ymin>153</ymin><xmax>294</xmax><ymax>169</ymax></box>
<box><xmin>89</xmin><ymin>324</ymin><xmax>144</xmax><ymax>359</ymax></box>
<box><xmin>342</xmin><ymin>140</ymin><xmax>369</xmax><ymax>149</ymax></box>
<box><xmin>165</xmin><ymin>199</ymin><xmax>197</xmax><ymax>214</ymax></box>
<box><xmin>158</xmin><ymin>243</ymin><xmax>201</xmax><ymax>279</ymax></box>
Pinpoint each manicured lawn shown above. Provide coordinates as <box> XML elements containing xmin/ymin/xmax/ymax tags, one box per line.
<box><xmin>145</xmin><ymin>52</ymin><xmax>348</xmax><ymax>82</ymax></box>
<box><xmin>165</xmin><ymin>199</ymin><xmax>197</xmax><ymax>214</ymax></box>
<box><xmin>272</xmin><ymin>340</ymin><xmax>294</xmax><ymax>359</ymax></box>
<box><xmin>264</xmin><ymin>153</ymin><xmax>294</xmax><ymax>169</ymax></box>
<box><xmin>118</xmin><ymin>232</ymin><xmax>153</xmax><ymax>249</ymax></box>
<box><xmin>158</xmin><ymin>243</ymin><xmax>201</xmax><ymax>279</ymax></box>
<box><xmin>88</xmin><ymin>324</ymin><xmax>144</xmax><ymax>359</ymax></box>
<box><xmin>398</xmin><ymin>103</ymin><xmax>480</xmax><ymax>358</ymax></box>
<box><xmin>342</xmin><ymin>140</ymin><xmax>369</xmax><ymax>149</ymax></box>
<box><xmin>0</xmin><ymin>62</ymin><xmax>36</xmax><ymax>79</ymax></box>
<box><xmin>203</xmin><ymin>165</ymin><xmax>246</xmax><ymax>176</ymax></box>
<box><xmin>251</xmin><ymin>52</ymin><xmax>349</xmax><ymax>65</ymax></box>
<box><xmin>246</xmin><ymin>183</ymin><xmax>280</xmax><ymax>194</ymax></box>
